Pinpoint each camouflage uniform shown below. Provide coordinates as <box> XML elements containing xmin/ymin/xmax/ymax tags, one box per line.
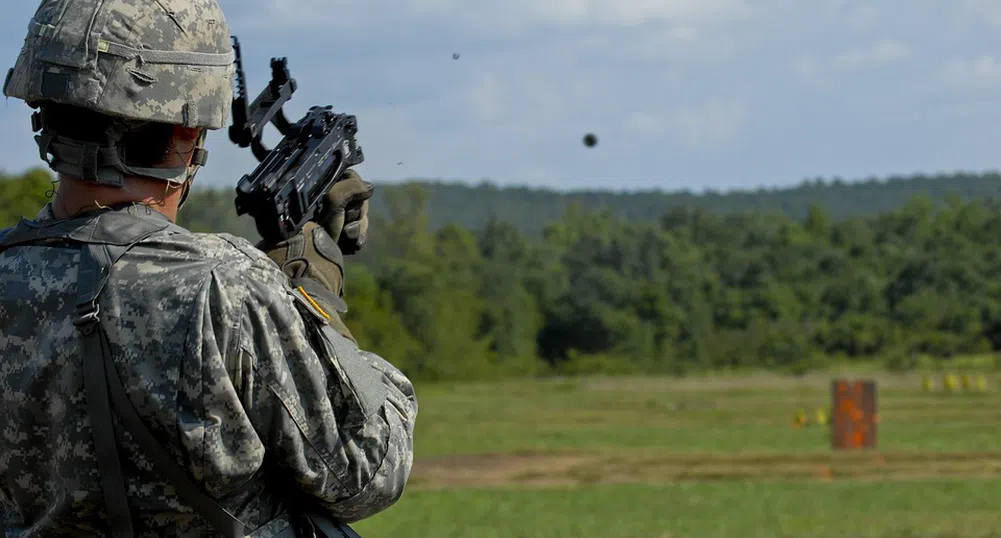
<box><xmin>0</xmin><ymin>202</ymin><xmax>417</xmax><ymax>537</ymax></box>
<box><xmin>0</xmin><ymin>1</ymin><xmax>416</xmax><ymax>536</ymax></box>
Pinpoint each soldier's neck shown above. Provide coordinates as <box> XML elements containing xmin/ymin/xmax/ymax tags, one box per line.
<box><xmin>52</xmin><ymin>176</ymin><xmax>181</xmax><ymax>221</ymax></box>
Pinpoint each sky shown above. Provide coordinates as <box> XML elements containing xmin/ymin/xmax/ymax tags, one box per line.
<box><xmin>0</xmin><ymin>0</ymin><xmax>999</xmax><ymax>193</ymax></box>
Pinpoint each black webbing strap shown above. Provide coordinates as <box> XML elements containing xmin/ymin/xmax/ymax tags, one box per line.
<box><xmin>74</xmin><ymin>243</ymin><xmax>136</xmax><ymax>538</ymax></box>
<box><xmin>74</xmin><ymin>242</ymin><xmax>247</xmax><ymax>538</ymax></box>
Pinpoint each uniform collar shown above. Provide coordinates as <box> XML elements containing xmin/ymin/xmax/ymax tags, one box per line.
<box><xmin>34</xmin><ymin>201</ymin><xmax>171</xmax><ymax>224</ymax></box>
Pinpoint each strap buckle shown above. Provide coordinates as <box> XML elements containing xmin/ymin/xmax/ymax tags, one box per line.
<box><xmin>74</xmin><ymin>301</ymin><xmax>100</xmax><ymax>328</ymax></box>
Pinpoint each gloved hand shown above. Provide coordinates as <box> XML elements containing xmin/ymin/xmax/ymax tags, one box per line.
<box><xmin>257</xmin><ymin>170</ymin><xmax>373</xmax><ymax>342</ymax></box>
<box><xmin>258</xmin><ymin>221</ymin><xmax>356</xmax><ymax>342</ymax></box>
<box><xmin>316</xmin><ymin>169</ymin><xmax>374</xmax><ymax>255</ymax></box>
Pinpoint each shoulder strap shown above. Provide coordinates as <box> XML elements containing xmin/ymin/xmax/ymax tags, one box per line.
<box><xmin>75</xmin><ymin>243</ymin><xmax>135</xmax><ymax>538</ymax></box>
<box><xmin>74</xmin><ymin>242</ymin><xmax>247</xmax><ymax>538</ymax></box>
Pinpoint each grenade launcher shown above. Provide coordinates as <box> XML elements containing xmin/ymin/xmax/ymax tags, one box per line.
<box><xmin>228</xmin><ymin>36</ymin><xmax>365</xmax><ymax>245</ymax></box>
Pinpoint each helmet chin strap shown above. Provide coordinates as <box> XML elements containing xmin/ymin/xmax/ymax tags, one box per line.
<box><xmin>177</xmin><ymin>178</ymin><xmax>193</xmax><ymax>210</ymax></box>
<box><xmin>176</xmin><ymin>130</ymin><xmax>208</xmax><ymax>211</ymax></box>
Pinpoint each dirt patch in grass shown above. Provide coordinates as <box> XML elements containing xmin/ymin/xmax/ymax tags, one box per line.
<box><xmin>576</xmin><ymin>373</ymin><xmax>918</xmax><ymax>393</ymax></box>
<box><xmin>409</xmin><ymin>450</ymin><xmax>1001</xmax><ymax>490</ymax></box>
<box><xmin>409</xmin><ymin>450</ymin><xmax>593</xmax><ymax>488</ymax></box>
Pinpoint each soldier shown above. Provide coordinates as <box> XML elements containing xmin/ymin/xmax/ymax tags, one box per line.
<box><xmin>0</xmin><ymin>1</ymin><xmax>417</xmax><ymax>537</ymax></box>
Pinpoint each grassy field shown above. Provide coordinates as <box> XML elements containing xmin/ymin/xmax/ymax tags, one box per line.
<box><xmin>352</xmin><ymin>371</ymin><xmax>1001</xmax><ymax>537</ymax></box>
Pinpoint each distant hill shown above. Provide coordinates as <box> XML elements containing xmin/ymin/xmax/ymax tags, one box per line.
<box><xmin>6</xmin><ymin>167</ymin><xmax>1001</xmax><ymax>240</ymax></box>
<box><xmin>368</xmin><ymin>171</ymin><xmax>1001</xmax><ymax>235</ymax></box>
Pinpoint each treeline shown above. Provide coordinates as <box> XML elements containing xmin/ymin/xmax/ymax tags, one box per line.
<box><xmin>11</xmin><ymin>168</ymin><xmax>1001</xmax><ymax>238</ymax></box>
<box><xmin>4</xmin><ymin>168</ymin><xmax>1001</xmax><ymax>380</ymax></box>
<box><xmin>343</xmin><ymin>187</ymin><xmax>1001</xmax><ymax>378</ymax></box>
<box><xmin>378</xmin><ymin>171</ymin><xmax>1001</xmax><ymax>235</ymax></box>
<box><xmin>0</xmin><ymin>168</ymin><xmax>53</xmax><ymax>228</ymax></box>
<box><xmin>164</xmin><ymin>170</ymin><xmax>1001</xmax><ymax>239</ymax></box>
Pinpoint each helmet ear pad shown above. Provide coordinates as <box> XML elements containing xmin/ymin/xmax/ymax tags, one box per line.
<box><xmin>30</xmin><ymin>102</ymin><xmax>210</xmax><ymax>188</ymax></box>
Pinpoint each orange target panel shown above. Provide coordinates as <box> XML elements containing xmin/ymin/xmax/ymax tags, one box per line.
<box><xmin>831</xmin><ymin>379</ymin><xmax>877</xmax><ymax>450</ymax></box>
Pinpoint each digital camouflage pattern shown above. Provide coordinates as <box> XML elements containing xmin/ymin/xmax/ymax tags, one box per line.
<box><xmin>0</xmin><ymin>204</ymin><xmax>418</xmax><ymax>537</ymax></box>
<box><xmin>4</xmin><ymin>0</ymin><xmax>235</xmax><ymax>130</ymax></box>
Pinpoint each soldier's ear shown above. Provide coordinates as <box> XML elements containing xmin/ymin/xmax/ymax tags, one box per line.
<box><xmin>169</xmin><ymin>126</ymin><xmax>205</xmax><ymax>167</ymax></box>
<box><xmin>172</xmin><ymin>125</ymin><xmax>203</xmax><ymax>143</ymax></box>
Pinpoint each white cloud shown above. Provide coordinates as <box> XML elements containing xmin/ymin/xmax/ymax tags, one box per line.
<box><xmin>832</xmin><ymin>40</ymin><xmax>911</xmax><ymax>69</ymax></box>
<box><xmin>872</xmin><ymin>40</ymin><xmax>911</xmax><ymax>61</ymax></box>
<box><xmin>458</xmin><ymin>70</ymin><xmax>584</xmax><ymax>132</ymax></box>
<box><xmin>228</xmin><ymin>0</ymin><xmax>753</xmax><ymax>34</ymax></box>
<box><xmin>668</xmin><ymin>98</ymin><xmax>747</xmax><ymax>149</ymax></box>
<box><xmin>963</xmin><ymin>0</ymin><xmax>1001</xmax><ymax>27</ymax></box>
<box><xmin>945</xmin><ymin>55</ymin><xmax>1001</xmax><ymax>90</ymax></box>
<box><xmin>512</xmin><ymin>165</ymin><xmax>563</xmax><ymax>184</ymax></box>
<box><xmin>628</xmin><ymin>112</ymin><xmax>666</xmax><ymax>136</ymax></box>
<box><xmin>794</xmin><ymin>40</ymin><xmax>911</xmax><ymax>87</ymax></box>
<box><xmin>506</xmin><ymin>0</ymin><xmax>752</xmax><ymax>26</ymax></box>
<box><xmin>844</xmin><ymin>6</ymin><xmax>879</xmax><ymax>30</ymax></box>
<box><xmin>794</xmin><ymin>56</ymin><xmax>819</xmax><ymax>77</ymax></box>
<box><xmin>667</xmin><ymin>26</ymin><xmax>699</xmax><ymax>41</ymax></box>
<box><xmin>466</xmin><ymin>74</ymin><xmax>503</xmax><ymax>122</ymax></box>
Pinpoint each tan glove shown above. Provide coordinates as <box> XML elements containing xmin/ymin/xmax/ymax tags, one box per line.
<box><xmin>317</xmin><ymin>169</ymin><xmax>374</xmax><ymax>255</ymax></box>
<box><xmin>257</xmin><ymin>169</ymin><xmax>374</xmax><ymax>342</ymax></box>
<box><xmin>258</xmin><ymin>221</ymin><xmax>356</xmax><ymax>343</ymax></box>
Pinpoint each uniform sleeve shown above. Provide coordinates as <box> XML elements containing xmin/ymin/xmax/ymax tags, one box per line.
<box><xmin>236</xmin><ymin>259</ymin><xmax>418</xmax><ymax>523</ymax></box>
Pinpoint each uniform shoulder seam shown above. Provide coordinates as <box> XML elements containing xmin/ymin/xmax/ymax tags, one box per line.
<box><xmin>213</xmin><ymin>233</ymin><xmax>275</xmax><ymax>265</ymax></box>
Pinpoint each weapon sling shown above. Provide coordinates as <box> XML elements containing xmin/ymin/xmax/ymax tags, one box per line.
<box><xmin>72</xmin><ymin>241</ymin><xmax>361</xmax><ymax>538</ymax></box>
<box><xmin>74</xmin><ymin>241</ymin><xmax>252</xmax><ymax>538</ymax></box>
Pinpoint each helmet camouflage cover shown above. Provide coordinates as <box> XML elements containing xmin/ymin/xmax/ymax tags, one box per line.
<box><xmin>2</xmin><ymin>0</ymin><xmax>235</xmax><ymax>185</ymax></box>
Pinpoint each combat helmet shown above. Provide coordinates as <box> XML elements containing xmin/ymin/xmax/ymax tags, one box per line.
<box><xmin>3</xmin><ymin>0</ymin><xmax>236</xmax><ymax>187</ymax></box>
